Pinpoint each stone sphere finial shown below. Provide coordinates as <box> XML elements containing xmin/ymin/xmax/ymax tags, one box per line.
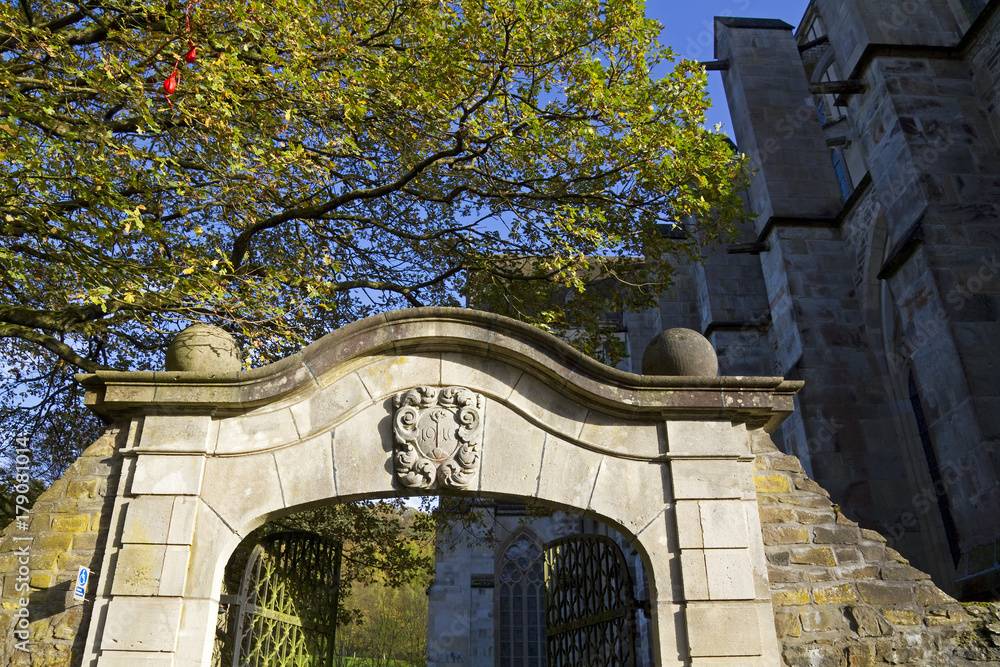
<box><xmin>165</xmin><ymin>324</ymin><xmax>241</xmax><ymax>373</ymax></box>
<box><xmin>641</xmin><ymin>328</ymin><xmax>718</xmax><ymax>376</ymax></box>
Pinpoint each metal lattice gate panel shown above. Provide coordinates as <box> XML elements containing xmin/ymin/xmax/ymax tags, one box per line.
<box><xmin>215</xmin><ymin>531</ymin><xmax>342</xmax><ymax>667</ymax></box>
<box><xmin>543</xmin><ymin>535</ymin><xmax>638</xmax><ymax>667</ymax></box>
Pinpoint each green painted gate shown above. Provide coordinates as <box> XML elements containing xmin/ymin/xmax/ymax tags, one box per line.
<box><xmin>214</xmin><ymin>531</ymin><xmax>343</xmax><ymax>667</ymax></box>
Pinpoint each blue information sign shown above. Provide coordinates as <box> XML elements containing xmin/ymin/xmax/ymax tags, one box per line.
<box><xmin>73</xmin><ymin>566</ymin><xmax>89</xmax><ymax>601</ymax></box>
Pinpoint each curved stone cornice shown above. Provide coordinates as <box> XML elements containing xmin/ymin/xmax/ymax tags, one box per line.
<box><xmin>77</xmin><ymin>307</ymin><xmax>802</xmax><ymax>429</ymax></box>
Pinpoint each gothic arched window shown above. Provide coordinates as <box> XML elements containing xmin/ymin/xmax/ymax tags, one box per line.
<box><xmin>908</xmin><ymin>370</ymin><xmax>961</xmax><ymax>564</ymax></box>
<box><xmin>496</xmin><ymin>532</ymin><xmax>545</xmax><ymax>667</ymax></box>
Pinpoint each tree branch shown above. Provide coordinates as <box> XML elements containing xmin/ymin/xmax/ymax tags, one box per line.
<box><xmin>229</xmin><ymin>137</ymin><xmax>468</xmax><ymax>269</ymax></box>
<box><xmin>0</xmin><ymin>323</ymin><xmax>109</xmax><ymax>372</ymax></box>
<box><xmin>18</xmin><ymin>0</ymin><xmax>34</xmax><ymax>26</ymax></box>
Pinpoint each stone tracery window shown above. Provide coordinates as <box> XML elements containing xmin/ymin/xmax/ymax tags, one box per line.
<box><xmin>803</xmin><ymin>15</ymin><xmax>826</xmax><ymax>43</ymax></box>
<box><xmin>816</xmin><ymin>62</ymin><xmax>846</xmax><ymax>125</ymax></box>
<box><xmin>496</xmin><ymin>531</ymin><xmax>545</xmax><ymax>667</ymax></box>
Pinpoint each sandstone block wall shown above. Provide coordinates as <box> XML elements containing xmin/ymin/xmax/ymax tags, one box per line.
<box><xmin>751</xmin><ymin>428</ymin><xmax>1000</xmax><ymax>665</ymax></box>
<box><xmin>0</xmin><ymin>427</ymin><xmax>124</xmax><ymax>667</ymax></box>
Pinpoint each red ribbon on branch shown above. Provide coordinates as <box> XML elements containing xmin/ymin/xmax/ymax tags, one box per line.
<box><xmin>163</xmin><ymin>0</ymin><xmax>202</xmax><ymax>108</ymax></box>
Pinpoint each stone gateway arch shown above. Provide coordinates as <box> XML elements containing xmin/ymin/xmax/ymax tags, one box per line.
<box><xmin>1</xmin><ymin>308</ymin><xmax>995</xmax><ymax>666</ymax></box>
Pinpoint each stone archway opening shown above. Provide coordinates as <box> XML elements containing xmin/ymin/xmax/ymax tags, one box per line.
<box><xmin>212</xmin><ymin>491</ymin><xmax>661</xmax><ymax>667</ymax></box>
<box><xmin>213</xmin><ymin>496</ymin><xmax>435</xmax><ymax>667</ymax></box>
<box><xmin>2</xmin><ymin>307</ymin><xmax>994</xmax><ymax>667</ymax></box>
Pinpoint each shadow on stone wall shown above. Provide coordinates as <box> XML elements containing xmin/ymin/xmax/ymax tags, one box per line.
<box><xmin>0</xmin><ymin>426</ymin><xmax>125</xmax><ymax>667</ymax></box>
<box><xmin>751</xmin><ymin>430</ymin><xmax>1000</xmax><ymax>665</ymax></box>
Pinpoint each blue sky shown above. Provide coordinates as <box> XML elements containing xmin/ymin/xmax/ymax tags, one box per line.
<box><xmin>646</xmin><ymin>0</ymin><xmax>811</xmax><ymax>135</ymax></box>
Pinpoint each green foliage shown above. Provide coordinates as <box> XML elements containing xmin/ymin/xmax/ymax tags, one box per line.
<box><xmin>274</xmin><ymin>500</ymin><xmax>435</xmax><ymax>588</ymax></box>
<box><xmin>0</xmin><ymin>477</ymin><xmax>45</xmax><ymax>529</ymax></box>
<box><xmin>0</xmin><ymin>0</ymin><xmax>747</xmax><ymax>541</ymax></box>
<box><xmin>333</xmin><ymin>578</ymin><xmax>429</xmax><ymax>666</ymax></box>
<box><xmin>224</xmin><ymin>500</ymin><xmax>435</xmax><ymax>629</ymax></box>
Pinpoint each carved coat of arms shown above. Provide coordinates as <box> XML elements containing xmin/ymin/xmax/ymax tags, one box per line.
<box><xmin>392</xmin><ymin>386</ymin><xmax>484</xmax><ymax>490</ymax></box>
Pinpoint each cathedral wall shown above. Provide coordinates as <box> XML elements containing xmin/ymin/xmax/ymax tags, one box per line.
<box><xmin>695</xmin><ymin>226</ymin><xmax>773</xmax><ymax>378</ymax></box>
<box><xmin>714</xmin><ymin>16</ymin><xmax>936</xmax><ymax>602</ymax></box>
<box><xmin>815</xmin><ymin>0</ymin><xmax>963</xmax><ymax>76</ymax></box>
<box><xmin>825</xmin><ymin>0</ymin><xmax>1000</xmax><ymax>593</ymax></box>
<box><xmin>967</xmin><ymin>6</ymin><xmax>1000</xmax><ymax>142</ymax></box>
<box><xmin>714</xmin><ymin>18</ymin><xmax>844</xmax><ymax>232</ymax></box>
<box><xmin>714</xmin><ymin>0</ymin><xmax>1000</xmax><ymax>597</ymax></box>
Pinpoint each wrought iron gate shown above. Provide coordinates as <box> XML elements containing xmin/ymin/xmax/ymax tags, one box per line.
<box><xmin>214</xmin><ymin>531</ymin><xmax>343</xmax><ymax>667</ymax></box>
<box><xmin>543</xmin><ymin>534</ymin><xmax>638</xmax><ymax>667</ymax></box>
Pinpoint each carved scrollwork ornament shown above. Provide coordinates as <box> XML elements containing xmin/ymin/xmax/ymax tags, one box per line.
<box><xmin>392</xmin><ymin>386</ymin><xmax>485</xmax><ymax>490</ymax></box>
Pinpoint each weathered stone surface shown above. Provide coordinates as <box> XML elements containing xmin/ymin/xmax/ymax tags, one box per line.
<box><xmin>755</xmin><ymin>473</ymin><xmax>793</xmax><ymax>493</ymax></box>
<box><xmin>814</xmin><ymin>584</ymin><xmax>859</xmax><ymax>605</ymax></box>
<box><xmin>110</xmin><ymin>544</ymin><xmax>167</xmax><ymax>596</ymax></box>
<box><xmin>579</xmin><ymin>411</ymin><xmax>662</xmax><ymax>458</ymax></box>
<box><xmin>681</xmin><ymin>549</ymin><xmax>710</xmax><ymax>600</ymax></box>
<box><xmin>704</xmin><ymin>548</ymin><xmax>757</xmax><ymax>600</ymax></box>
<box><xmin>101</xmin><ymin>598</ymin><xmax>182</xmax><ymax>651</ymax></box>
<box><xmin>589</xmin><ymin>457</ymin><xmax>668</xmax><ymax>536</ymax></box>
<box><xmin>642</xmin><ymin>328</ymin><xmax>720</xmax><ymax>377</ymax></box>
<box><xmin>507</xmin><ymin>372</ymin><xmax>589</xmax><ymax>440</ymax></box>
<box><xmin>201</xmin><ymin>450</ymin><xmax>283</xmax><ymax>531</ymax></box>
<box><xmin>535</xmin><ymin>435</ymin><xmax>603</xmax><ymax>510</ymax></box>
<box><xmin>478</xmin><ymin>401</ymin><xmax>545</xmax><ymax>498</ymax></box>
<box><xmin>752</xmin><ymin>429</ymin><xmax>989</xmax><ymax>665</ymax></box>
<box><xmin>846</xmin><ymin>605</ymin><xmax>892</xmax><ymax>637</ymax></box>
<box><xmin>775</xmin><ymin>611</ymin><xmax>802</xmax><ymax>638</ymax></box>
<box><xmin>137</xmin><ymin>414</ymin><xmax>212</xmax><ymax>453</ymax></box>
<box><xmin>274</xmin><ymin>432</ymin><xmax>336</xmax><ymax>509</ymax></box>
<box><xmin>764</xmin><ymin>526</ymin><xmax>811</xmax><ymax>548</ymax></box>
<box><xmin>800</xmin><ymin>608</ymin><xmax>847</xmax><ymax>633</ymax></box>
<box><xmin>440</xmin><ymin>352</ymin><xmax>521</xmax><ymax>402</ymax></box>
<box><xmin>214</xmin><ymin>406</ymin><xmax>300</xmax><ymax>454</ymax></box>
<box><xmin>700</xmin><ymin>500</ymin><xmax>750</xmax><ymax>549</ymax></box>
<box><xmin>773</xmin><ymin>588</ymin><xmax>811</xmax><ymax>606</ymax></box>
<box><xmin>668</xmin><ymin>420</ymin><xmax>749</xmax><ymax>459</ymax></box>
<box><xmin>813</xmin><ymin>526</ymin><xmax>859</xmax><ymax>544</ymax></box>
<box><xmin>687</xmin><ymin>602</ymin><xmax>769</xmax><ymax>657</ymax></box>
<box><xmin>185</xmin><ymin>499</ymin><xmax>240</xmax><ymax>598</ymax></box>
<box><xmin>671</xmin><ymin>459</ymin><xmax>745</xmax><ymax>500</ymax></box>
<box><xmin>131</xmin><ymin>454</ymin><xmax>204</xmax><ymax>495</ymax></box>
<box><xmin>121</xmin><ymin>496</ymin><xmax>173</xmax><ymax>545</ymax></box>
<box><xmin>356</xmin><ymin>353</ymin><xmax>442</xmax><ymax>402</ymax></box>
<box><xmin>791</xmin><ymin>547</ymin><xmax>837</xmax><ymax>567</ymax></box>
<box><xmin>329</xmin><ymin>401</ymin><xmax>395</xmax><ymax>499</ymax></box>
<box><xmin>855</xmin><ymin>581</ymin><xmax>913</xmax><ymax>606</ymax></box>
<box><xmin>0</xmin><ymin>428</ymin><xmax>123</xmax><ymax>667</ymax></box>
<box><xmin>675</xmin><ymin>500</ymin><xmax>704</xmax><ymax>549</ymax></box>
<box><xmin>164</xmin><ymin>324</ymin><xmax>241</xmax><ymax>373</ymax></box>
<box><xmin>288</xmin><ymin>370</ymin><xmax>372</xmax><ymax>439</ymax></box>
